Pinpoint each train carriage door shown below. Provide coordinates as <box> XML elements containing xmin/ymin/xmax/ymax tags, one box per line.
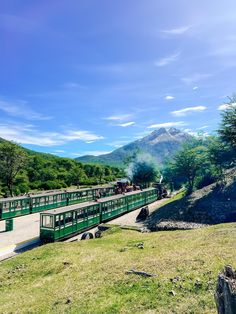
<box><xmin>85</xmin><ymin>206</ymin><xmax>89</xmax><ymax>227</ymax></box>
<box><xmin>72</xmin><ymin>211</ymin><xmax>76</xmax><ymax>231</ymax></box>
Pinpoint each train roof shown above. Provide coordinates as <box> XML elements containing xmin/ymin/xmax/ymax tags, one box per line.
<box><xmin>101</xmin><ymin>187</ymin><xmax>155</xmax><ymax>202</ymax></box>
<box><xmin>0</xmin><ymin>195</ymin><xmax>30</xmax><ymax>202</ymax></box>
<box><xmin>41</xmin><ymin>200</ymin><xmax>98</xmax><ymax>215</ymax></box>
<box><xmin>0</xmin><ymin>185</ymin><xmax>114</xmax><ymax>203</ymax></box>
<box><xmin>41</xmin><ymin>187</ymin><xmax>156</xmax><ymax>216</ymax></box>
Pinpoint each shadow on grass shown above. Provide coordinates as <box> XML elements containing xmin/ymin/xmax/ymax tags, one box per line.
<box><xmin>144</xmin><ymin>196</ymin><xmax>192</xmax><ymax>229</ymax></box>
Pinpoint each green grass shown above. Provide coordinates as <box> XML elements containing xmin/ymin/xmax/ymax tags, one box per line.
<box><xmin>0</xmin><ymin>223</ymin><xmax>235</xmax><ymax>313</ymax></box>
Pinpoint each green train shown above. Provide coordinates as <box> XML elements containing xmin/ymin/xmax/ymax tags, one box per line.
<box><xmin>40</xmin><ymin>187</ymin><xmax>158</xmax><ymax>242</ymax></box>
<box><xmin>0</xmin><ymin>186</ymin><xmax>114</xmax><ymax>220</ymax></box>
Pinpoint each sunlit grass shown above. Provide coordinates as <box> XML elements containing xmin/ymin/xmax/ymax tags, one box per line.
<box><xmin>0</xmin><ymin>222</ymin><xmax>235</xmax><ymax>313</ymax></box>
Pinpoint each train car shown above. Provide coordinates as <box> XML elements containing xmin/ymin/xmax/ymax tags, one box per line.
<box><xmin>67</xmin><ymin>186</ymin><xmax>114</xmax><ymax>205</ymax></box>
<box><xmin>40</xmin><ymin>201</ymin><xmax>100</xmax><ymax>242</ymax></box>
<box><xmin>98</xmin><ymin>194</ymin><xmax>127</xmax><ymax>221</ymax></box>
<box><xmin>40</xmin><ymin>187</ymin><xmax>158</xmax><ymax>242</ymax></box>
<box><xmin>0</xmin><ymin>185</ymin><xmax>115</xmax><ymax>220</ymax></box>
<box><xmin>30</xmin><ymin>191</ymin><xmax>68</xmax><ymax>213</ymax></box>
<box><xmin>0</xmin><ymin>195</ymin><xmax>31</xmax><ymax>219</ymax></box>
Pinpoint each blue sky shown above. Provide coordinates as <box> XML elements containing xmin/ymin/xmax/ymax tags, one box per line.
<box><xmin>0</xmin><ymin>0</ymin><xmax>236</xmax><ymax>157</ymax></box>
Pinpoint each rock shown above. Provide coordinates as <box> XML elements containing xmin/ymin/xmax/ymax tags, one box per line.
<box><xmin>141</xmin><ymin>227</ymin><xmax>150</xmax><ymax>233</ymax></box>
<box><xmin>65</xmin><ymin>298</ymin><xmax>72</xmax><ymax>305</ymax></box>
<box><xmin>136</xmin><ymin>242</ymin><xmax>144</xmax><ymax>249</ymax></box>
<box><xmin>95</xmin><ymin>230</ymin><xmax>103</xmax><ymax>238</ymax></box>
<box><xmin>136</xmin><ymin>206</ymin><xmax>149</xmax><ymax>221</ymax></box>
<box><xmin>170</xmin><ymin>276</ymin><xmax>180</xmax><ymax>283</ymax></box>
<box><xmin>215</xmin><ymin>265</ymin><xmax>236</xmax><ymax>314</ymax></box>
<box><xmin>126</xmin><ymin>269</ymin><xmax>156</xmax><ymax>277</ymax></box>
<box><xmin>155</xmin><ymin>220</ymin><xmax>207</xmax><ymax>231</ymax></box>
<box><xmin>169</xmin><ymin>290</ymin><xmax>177</xmax><ymax>296</ymax></box>
<box><xmin>195</xmin><ymin>279</ymin><xmax>202</xmax><ymax>289</ymax></box>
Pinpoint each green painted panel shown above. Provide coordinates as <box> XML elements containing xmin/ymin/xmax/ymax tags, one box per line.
<box><xmin>2</xmin><ymin>208</ymin><xmax>30</xmax><ymax>219</ymax></box>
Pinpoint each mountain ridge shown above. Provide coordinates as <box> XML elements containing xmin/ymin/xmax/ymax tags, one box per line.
<box><xmin>76</xmin><ymin>128</ymin><xmax>192</xmax><ymax>167</ymax></box>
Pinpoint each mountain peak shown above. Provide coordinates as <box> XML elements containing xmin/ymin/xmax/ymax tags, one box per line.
<box><xmin>150</xmin><ymin>127</ymin><xmax>168</xmax><ymax>136</ymax></box>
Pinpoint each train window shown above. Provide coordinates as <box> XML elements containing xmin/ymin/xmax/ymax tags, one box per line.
<box><xmin>55</xmin><ymin>215</ymin><xmax>60</xmax><ymax>228</ymax></box>
<box><xmin>88</xmin><ymin>206</ymin><xmax>94</xmax><ymax>216</ymax></box>
<box><xmin>94</xmin><ymin>205</ymin><xmax>99</xmax><ymax>216</ymax></box>
<box><xmin>2</xmin><ymin>202</ymin><xmax>9</xmax><ymax>213</ymax></box>
<box><xmin>60</xmin><ymin>214</ymin><xmax>64</xmax><ymax>227</ymax></box>
<box><xmin>77</xmin><ymin>209</ymin><xmax>84</xmax><ymax>221</ymax></box>
<box><xmin>103</xmin><ymin>203</ymin><xmax>108</xmax><ymax>212</ymax></box>
<box><xmin>42</xmin><ymin>215</ymin><xmax>54</xmax><ymax>229</ymax></box>
<box><xmin>65</xmin><ymin>212</ymin><xmax>73</xmax><ymax>225</ymax></box>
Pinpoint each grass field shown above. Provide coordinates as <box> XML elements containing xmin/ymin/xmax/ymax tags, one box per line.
<box><xmin>0</xmin><ymin>223</ymin><xmax>235</xmax><ymax>313</ymax></box>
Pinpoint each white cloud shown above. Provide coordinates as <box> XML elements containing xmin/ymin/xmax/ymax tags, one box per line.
<box><xmin>193</xmin><ymin>86</ymin><xmax>199</xmax><ymax>90</ymax></box>
<box><xmin>154</xmin><ymin>52</ymin><xmax>180</xmax><ymax>67</ymax></box>
<box><xmin>147</xmin><ymin>121</ymin><xmax>187</xmax><ymax>129</ymax></box>
<box><xmin>107</xmin><ymin>140</ymin><xmax>130</xmax><ymax>148</ymax></box>
<box><xmin>197</xmin><ymin>125</ymin><xmax>209</xmax><ymax>130</ymax></box>
<box><xmin>161</xmin><ymin>25</ymin><xmax>191</xmax><ymax>35</ymax></box>
<box><xmin>218</xmin><ymin>102</ymin><xmax>236</xmax><ymax>110</ymax></box>
<box><xmin>0</xmin><ymin>99</ymin><xmax>51</xmax><ymax>120</ymax></box>
<box><xmin>171</xmin><ymin>106</ymin><xmax>207</xmax><ymax>116</ymax></box>
<box><xmin>61</xmin><ymin>130</ymin><xmax>104</xmax><ymax>142</ymax></box>
<box><xmin>182</xmin><ymin>74</ymin><xmax>211</xmax><ymax>84</ymax></box>
<box><xmin>104</xmin><ymin>114</ymin><xmax>132</xmax><ymax>121</ymax></box>
<box><xmin>184</xmin><ymin>129</ymin><xmax>209</xmax><ymax>138</ymax></box>
<box><xmin>116</xmin><ymin>121</ymin><xmax>135</xmax><ymax>127</ymax></box>
<box><xmin>165</xmin><ymin>95</ymin><xmax>174</xmax><ymax>100</ymax></box>
<box><xmin>0</xmin><ymin>122</ymin><xmax>104</xmax><ymax>146</ymax></box>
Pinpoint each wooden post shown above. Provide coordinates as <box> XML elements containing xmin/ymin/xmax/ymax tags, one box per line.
<box><xmin>215</xmin><ymin>265</ymin><xmax>236</xmax><ymax>314</ymax></box>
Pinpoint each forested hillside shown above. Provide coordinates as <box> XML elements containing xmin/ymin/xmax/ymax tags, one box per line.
<box><xmin>0</xmin><ymin>139</ymin><xmax>123</xmax><ymax>197</ymax></box>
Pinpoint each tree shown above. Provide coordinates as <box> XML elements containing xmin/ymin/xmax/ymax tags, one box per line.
<box><xmin>218</xmin><ymin>96</ymin><xmax>236</xmax><ymax>148</ymax></box>
<box><xmin>127</xmin><ymin>155</ymin><xmax>159</xmax><ymax>187</ymax></box>
<box><xmin>94</xmin><ymin>165</ymin><xmax>105</xmax><ymax>184</ymax></box>
<box><xmin>0</xmin><ymin>142</ymin><xmax>28</xmax><ymax>196</ymax></box>
<box><xmin>72</xmin><ymin>167</ymin><xmax>87</xmax><ymax>187</ymax></box>
<box><xmin>208</xmin><ymin>137</ymin><xmax>235</xmax><ymax>174</ymax></box>
<box><xmin>171</xmin><ymin>141</ymin><xmax>208</xmax><ymax>193</ymax></box>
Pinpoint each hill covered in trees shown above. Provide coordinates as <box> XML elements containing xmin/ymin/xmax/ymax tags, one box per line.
<box><xmin>0</xmin><ymin>139</ymin><xmax>122</xmax><ymax>197</ymax></box>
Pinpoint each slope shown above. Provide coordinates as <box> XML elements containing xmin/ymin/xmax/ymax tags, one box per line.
<box><xmin>147</xmin><ymin>168</ymin><xmax>236</xmax><ymax>227</ymax></box>
<box><xmin>0</xmin><ymin>224</ymin><xmax>235</xmax><ymax>313</ymax></box>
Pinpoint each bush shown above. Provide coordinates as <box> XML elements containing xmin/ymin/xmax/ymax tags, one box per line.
<box><xmin>41</xmin><ymin>180</ymin><xmax>63</xmax><ymax>190</ymax></box>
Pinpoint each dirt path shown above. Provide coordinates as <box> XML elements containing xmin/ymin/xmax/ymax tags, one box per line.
<box><xmin>109</xmin><ymin>198</ymin><xmax>168</xmax><ymax>228</ymax></box>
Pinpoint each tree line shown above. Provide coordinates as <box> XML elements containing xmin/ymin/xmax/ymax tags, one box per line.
<box><xmin>0</xmin><ymin>145</ymin><xmax>123</xmax><ymax>197</ymax></box>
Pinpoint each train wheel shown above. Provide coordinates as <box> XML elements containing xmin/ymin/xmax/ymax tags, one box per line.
<box><xmin>81</xmin><ymin>232</ymin><xmax>93</xmax><ymax>240</ymax></box>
